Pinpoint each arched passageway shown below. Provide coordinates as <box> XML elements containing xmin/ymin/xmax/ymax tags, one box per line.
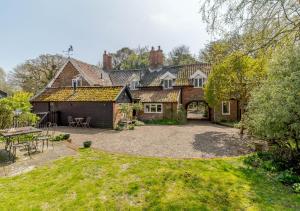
<box><xmin>186</xmin><ymin>101</ymin><xmax>210</xmax><ymax>120</ymax></box>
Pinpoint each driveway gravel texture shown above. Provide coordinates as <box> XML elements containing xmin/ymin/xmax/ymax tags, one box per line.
<box><xmin>57</xmin><ymin>121</ymin><xmax>253</xmax><ymax>159</ymax></box>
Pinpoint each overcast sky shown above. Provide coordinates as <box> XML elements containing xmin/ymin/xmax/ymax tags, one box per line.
<box><xmin>0</xmin><ymin>0</ymin><xmax>211</xmax><ymax>73</ymax></box>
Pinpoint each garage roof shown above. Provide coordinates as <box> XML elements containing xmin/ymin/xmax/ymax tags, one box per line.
<box><xmin>131</xmin><ymin>89</ymin><xmax>181</xmax><ymax>103</ymax></box>
<box><xmin>31</xmin><ymin>87</ymin><xmax>128</xmax><ymax>102</ymax></box>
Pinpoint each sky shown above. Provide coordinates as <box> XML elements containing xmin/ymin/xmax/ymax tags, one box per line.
<box><xmin>0</xmin><ymin>0</ymin><xmax>211</xmax><ymax>73</ymax></box>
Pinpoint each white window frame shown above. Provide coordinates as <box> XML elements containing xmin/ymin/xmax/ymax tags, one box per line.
<box><xmin>72</xmin><ymin>78</ymin><xmax>82</xmax><ymax>87</ymax></box>
<box><xmin>144</xmin><ymin>103</ymin><xmax>163</xmax><ymax>113</ymax></box>
<box><xmin>222</xmin><ymin>101</ymin><xmax>230</xmax><ymax>115</ymax></box>
<box><xmin>193</xmin><ymin>77</ymin><xmax>204</xmax><ymax>88</ymax></box>
<box><xmin>163</xmin><ymin>79</ymin><xmax>173</xmax><ymax>89</ymax></box>
<box><xmin>130</xmin><ymin>80</ymin><xmax>139</xmax><ymax>90</ymax></box>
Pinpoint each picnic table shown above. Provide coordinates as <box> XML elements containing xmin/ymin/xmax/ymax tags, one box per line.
<box><xmin>0</xmin><ymin>127</ymin><xmax>42</xmax><ymax>150</ymax></box>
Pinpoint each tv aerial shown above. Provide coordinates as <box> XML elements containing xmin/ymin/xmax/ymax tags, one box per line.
<box><xmin>63</xmin><ymin>45</ymin><xmax>74</xmax><ymax>58</ymax></box>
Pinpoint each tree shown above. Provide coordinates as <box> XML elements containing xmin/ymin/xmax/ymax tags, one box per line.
<box><xmin>199</xmin><ymin>40</ymin><xmax>232</xmax><ymax>64</ymax></box>
<box><xmin>9</xmin><ymin>54</ymin><xmax>66</xmax><ymax>94</ymax></box>
<box><xmin>200</xmin><ymin>0</ymin><xmax>300</xmax><ymax>51</ymax></box>
<box><xmin>0</xmin><ymin>92</ymin><xmax>38</xmax><ymax>129</ymax></box>
<box><xmin>246</xmin><ymin>46</ymin><xmax>300</xmax><ymax>156</ymax></box>
<box><xmin>204</xmin><ymin>51</ymin><xmax>266</xmax><ymax>115</ymax></box>
<box><xmin>109</xmin><ymin>46</ymin><xmax>150</xmax><ymax>70</ymax></box>
<box><xmin>167</xmin><ymin>45</ymin><xmax>197</xmax><ymax>65</ymax></box>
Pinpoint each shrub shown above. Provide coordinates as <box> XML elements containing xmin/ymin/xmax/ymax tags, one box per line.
<box><xmin>63</xmin><ymin>133</ymin><xmax>70</xmax><ymax>140</ymax></box>
<box><xmin>52</xmin><ymin>133</ymin><xmax>70</xmax><ymax>142</ymax></box>
<box><xmin>134</xmin><ymin>120</ymin><xmax>145</xmax><ymax>126</ymax></box>
<box><xmin>83</xmin><ymin>141</ymin><xmax>92</xmax><ymax>148</ymax></box>
<box><xmin>176</xmin><ymin>105</ymin><xmax>187</xmax><ymax>125</ymax></box>
<box><xmin>244</xmin><ymin>154</ymin><xmax>263</xmax><ymax>168</ymax></box>
<box><xmin>128</xmin><ymin>125</ymin><xmax>135</xmax><ymax>130</ymax></box>
<box><xmin>292</xmin><ymin>183</ymin><xmax>300</xmax><ymax>193</ymax></box>
<box><xmin>276</xmin><ymin>170</ymin><xmax>300</xmax><ymax>185</ymax></box>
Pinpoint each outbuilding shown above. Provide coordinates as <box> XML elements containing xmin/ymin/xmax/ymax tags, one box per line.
<box><xmin>30</xmin><ymin>86</ymin><xmax>132</xmax><ymax>128</ymax></box>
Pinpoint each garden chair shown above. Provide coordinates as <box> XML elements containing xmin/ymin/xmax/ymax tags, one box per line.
<box><xmin>36</xmin><ymin>122</ymin><xmax>51</xmax><ymax>152</ymax></box>
<box><xmin>11</xmin><ymin>141</ymin><xmax>31</xmax><ymax>162</ymax></box>
<box><xmin>68</xmin><ymin>116</ymin><xmax>76</xmax><ymax>127</ymax></box>
<box><xmin>82</xmin><ymin>117</ymin><xmax>91</xmax><ymax>128</ymax></box>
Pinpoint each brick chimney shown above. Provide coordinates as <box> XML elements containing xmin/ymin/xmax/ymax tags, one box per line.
<box><xmin>149</xmin><ymin>46</ymin><xmax>163</xmax><ymax>69</ymax></box>
<box><xmin>103</xmin><ymin>51</ymin><xmax>112</xmax><ymax>70</ymax></box>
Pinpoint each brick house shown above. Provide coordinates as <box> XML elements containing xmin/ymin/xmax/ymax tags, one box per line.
<box><xmin>31</xmin><ymin>46</ymin><xmax>240</xmax><ymax>128</ymax></box>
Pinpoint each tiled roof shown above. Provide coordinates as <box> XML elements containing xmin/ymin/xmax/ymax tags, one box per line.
<box><xmin>69</xmin><ymin>59</ymin><xmax>112</xmax><ymax>86</ymax></box>
<box><xmin>107</xmin><ymin>63</ymin><xmax>211</xmax><ymax>87</ymax></box>
<box><xmin>131</xmin><ymin>89</ymin><xmax>180</xmax><ymax>103</ymax></box>
<box><xmin>31</xmin><ymin>87</ymin><xmax>123</xmax><ymax>102</ymax></box>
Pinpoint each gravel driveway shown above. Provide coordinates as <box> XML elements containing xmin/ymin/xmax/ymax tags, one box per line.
<box><xmin>57</xmin><ymin>121</ymin><xmax>253</xmax><ymax>158</ymax></box>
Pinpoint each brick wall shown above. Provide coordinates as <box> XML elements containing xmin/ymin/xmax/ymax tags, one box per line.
<box><xmin>212</xmin><ymin>100</ymin><xmax>238</xmax><ymax>122</ymax></box>
<box><xmin>181</xmin><ymin>86</ymin><xmax>205</xmax><ymax>108</ymax></box>
<box><xmin>51</xmin><ymin>62</ymin><xmax>89</xmax><ymax>88</ymax></box>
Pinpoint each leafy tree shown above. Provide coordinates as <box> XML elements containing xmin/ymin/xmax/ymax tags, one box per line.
<box><xmin>9</xmin><ymin>54</ymin><xmax>66</xmax><ymax>94</ymax></box>
<box><xmin>0</xmin><ymin>92</ymin><xmax>38</xmax><ymax>129</ymax></box>
<box><xmin>204</xmin><ymin>51</ymin><xmax>266</xmax><ymax>115</ymax></box>
<box><xmin>199</xmin><ymin>40</ymin><xmax>232</xmax><ymax>64</ymax></box>
<box><xmin>0</xmin><ymin>67</ymin><xmax>13</xmax><ymax>94</ymax></box>
<box><xmin>109</xmin><ymin>47</ymin><xmax>150</xmax><ymax>70</ymax></box>
<box><xmin>246</xmin><ymin>46</ymin><xmax>300</xmax><ymax>155</ymax></box>
<box><xmin>167</xmin><ymin>45</ymin><xmax>197</xmax><ymax>65</ymax></box>
<box><xmin>200</xmin><ymin>0</ymin><xmax>300</xmax><ymax>51</ymax></box>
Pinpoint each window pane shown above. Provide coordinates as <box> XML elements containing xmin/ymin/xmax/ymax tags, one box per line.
<box><xmin>151</xmin><ymin>105</ymin><xmax>156</xmax><ymax>112</ymax></box>
<box><xmin>223</xmin><ymin>102</ymin><xmax>229</xmax><ymax>114</ymax></box>
<box><xmin>199</xmin><ymin>78</ymin><xmax>203</xmax><ymax>87</ymax></box>
<box><xmin>145</xmin><ymin>105</ymin><xmax>150</xmax><ymax>112</ymax></box>
<box><xmin>169</xmin><ymin>80</ymin><xmax>172</xmax><ymax>88</ymax></box>
<box><xmin>194</xmin><ymin>79</ymin><xmax>198</xmax><ymax>87</ymax></box>
<box><xmin>164</xmin><ymin>80</ymin><xmax>168</xmax><ymax>88</ymax></box>
<box><xmin>157</xmin><ymin>105</ymin><xmax>162</xmax><ymax>112</ymax></box>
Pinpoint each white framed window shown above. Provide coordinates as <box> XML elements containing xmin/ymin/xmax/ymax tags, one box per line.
<box><xmin>163</xmin><ymin>79</ymin><xmax>173</xmax><ymax>89</ymax></box>
<box><xmin>144</xmin><ymin>103</ymin><xmax>163</xmax><ymax>113</ymax></box>
<box><xmin>193</xmin><ymin>78</ymin><xmax>204</xmax><ymax>88</ymax></box>
<box><xmin>72</xmin><ymin>79</ymin><xmax>82</xmax><ymax>87</ymax></box>
<box><xmin>222</xmin><ymin>101</ymin><xmax>230</xmax><ymax>115</ymax></box>
<box><xmin>130</xmin><ymin>80</ymin><xmax>139</xmax><ymax>90</ymax></box>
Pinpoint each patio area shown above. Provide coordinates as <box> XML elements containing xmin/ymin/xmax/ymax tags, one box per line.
<box><xmin>55</xmin><ymin>121</ymin><xmax>254</xmax><ymax>158</ymax></box>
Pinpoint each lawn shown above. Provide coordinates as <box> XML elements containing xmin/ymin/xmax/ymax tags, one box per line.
<box><xmin>0</xmin><ymin>150</ymin><xmax>299</xmax><ymax>210</ymax></box>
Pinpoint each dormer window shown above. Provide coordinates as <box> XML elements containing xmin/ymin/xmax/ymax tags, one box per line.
<box><xmin>190</xmin><ymin>70</ymin><xmax>207</xmax><ymax>88</ymax></box>
<box><xmin>160</xmin><ymin>72</ymin><xmax>176</xmax><ymax>90</ymax></box>
<box><xmin>193</xmin><ymin>77</ymin><xmax>205</xmax><ymax>88</ymax></box>
<box><xmin>72</xmin><ymin>78</ymin><xmax>82</xmax><ymax>88</ymax></box>
<box><xmin>163</xmin><ymin>79</ymin><xmax>173</xmax><ymax>89</ymax></box>
<box><xmin>130</xmin><ymin>80</ymin><xmax>139</xmax><ymax>90</ymax></box>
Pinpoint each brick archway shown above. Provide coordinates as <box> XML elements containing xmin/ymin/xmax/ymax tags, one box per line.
<box><xmin>185</xmin><ymin>100</ymin><xmax>211</xmax><ymax>120</ymax></box>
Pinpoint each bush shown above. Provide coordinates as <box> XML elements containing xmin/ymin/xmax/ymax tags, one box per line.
<box><xmin>52</xmin><ymin>133</ymin><xmax>70</xmax><ymax>142</ymax></box>
<box><xmin>176</xmin><ymin>105</ymin><xmax>187</xmax><ymax>125</ymax></box>
<box><xmin>276</xmin><ymin>170</ymin><xmax>300</xmax><ymax>185</ymax></box>
<box><xmin>63</xmin><ymin>133</ymin><xmax>70</xmax><ymax>140</ymax></box>
<box><xmin>144</xmin><ymin>119</ymin><xmax>179</xmax><ymax>125</ymax></box>
<box><xmin>83</xmin><ymin>141</ymin><xmax>92</xmax><ymax>148</ymax></box>
<box><xmin>292</xmin><ymin>183</ymin><xmax>300</xmax><ymax>193</ymax></box>
<box><xmin>244</xmin><ymin>154</ymin><xmax>263</xmax><ymax>168</ymax></box>
<box><xmin>128</xmin><ymin>125</ymin><xmax>135</xmax><ymax>130</ymax></box>
<box><xmin>134</xmin><ymin>120</ymin><xmax>145</xmax><ymax>126</ymax></box>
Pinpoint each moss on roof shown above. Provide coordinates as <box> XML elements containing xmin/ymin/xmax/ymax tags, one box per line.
<box><xmin>31</xmin><ymin>87</ymin><xmax>123</xmax><ymax>102</ymax></box>
<box><xmin>131</xmin><ymin>90</ymin><xmax>180</xmax><ymax>103</ymax></box>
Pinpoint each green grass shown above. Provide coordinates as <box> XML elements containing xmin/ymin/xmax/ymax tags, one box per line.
<box><xmin>145</xmin><ymin>119</ymin><xmax>179</xmax><ymax>125</ymax></box>
<box><xmin>0</xmin><ymin>150</ymin><xmax>299</xmax><ymax>210</ymax></box>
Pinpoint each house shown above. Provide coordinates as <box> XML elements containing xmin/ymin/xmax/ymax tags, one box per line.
<box><xmin>0</xmin><ymin>90</ymin><xmax>7</xmax><ymax>99</ymax></box>
<box><xmin>30</xmin><ymin>46</ymin><xmax>240</xmax><ymax>128</ymax></box>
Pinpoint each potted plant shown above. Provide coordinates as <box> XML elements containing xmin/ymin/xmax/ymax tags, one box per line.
<box><xmin>83</xmin><ymin>140</ymin><xmax>92</xmax><ymax>148</ymax></box>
